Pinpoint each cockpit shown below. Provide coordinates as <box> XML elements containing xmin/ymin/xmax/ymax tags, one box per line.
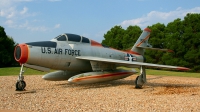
<box><xmin>52</xmin><ymin>33</ymin><xmax>90</xmax><ymax>44</ymax></box>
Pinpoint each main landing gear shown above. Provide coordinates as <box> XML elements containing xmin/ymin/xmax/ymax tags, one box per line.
<box><xmin>135</xmin><ymin>66</ymin><xmax>146</xmax><ymax>89</ymax></box>
<box><xmin>16</xmin><ymin>64</ymin><xmax>26</xmax><ymax>91</ymax></box>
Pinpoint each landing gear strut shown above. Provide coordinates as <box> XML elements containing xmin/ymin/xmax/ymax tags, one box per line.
<box><xmin>135</xmin><ymin>66</ymin><xmax>146</xmax><ymax>89</ymax></box>
<box><xmin>16</xmin><ymin>64</ymin><xmax>26</xmax><ymax>91</ymax></box>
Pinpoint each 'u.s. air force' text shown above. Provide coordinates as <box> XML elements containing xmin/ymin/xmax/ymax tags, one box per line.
<box><xmin>41</xmin><ymin>47</ymin><xmax>81</xmax><ymax>56</ymax></box>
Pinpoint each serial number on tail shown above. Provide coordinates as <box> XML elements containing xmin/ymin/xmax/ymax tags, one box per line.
<box><xmin>41</xmin><ymin>47</ymin><xmax>81</xmax><ymax>56</ymax></box>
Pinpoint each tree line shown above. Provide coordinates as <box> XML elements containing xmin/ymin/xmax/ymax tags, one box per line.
<box><xmin>102</xmin><ymin>13</ymin><xmax>200</xmax><ymax>72</ymax></box>
<box><xmin>0</xmin><ymin>26</ymin><xmax>18</xmax><ymax>67</ymax></box>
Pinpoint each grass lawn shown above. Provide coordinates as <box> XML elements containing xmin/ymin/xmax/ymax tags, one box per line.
<box><xmin>0</xmin><ymin>67</ymin><xmax>199</xmax><ymax>78</ymax></box>
<box><xmin>146</xmin><ymin>69</ymin><xmax>200</xmax><ymax>78</ymax></box>
<box><xmin>0</xmin><ymin>67</ymin><xmax>47</xmax><ymax>76</ymax></box>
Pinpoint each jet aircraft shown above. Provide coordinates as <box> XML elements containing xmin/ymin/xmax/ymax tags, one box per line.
<box><xmin>14</xmin><ymin>28</ymin><xmax>190</xmax><ymax>91</ymax></box>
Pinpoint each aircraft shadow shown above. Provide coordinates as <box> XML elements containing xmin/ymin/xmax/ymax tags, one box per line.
<box><xmin>55</xmin><ymin>76</ymin><xmax>161</xmax><ymax>89</ymax></box>
<box><xmin>146</xmin><ymin>76</ymin><xmax>199</xmax><ymax>88</ymax></box>
<box><xmin>146</xmin><ymin>82</ymin><xmax>199</xmax><ymax>88</ymax></box>
<box><xmin>54</xmin><ymin>76</ymin><xmax>199</xmax><ymax>90</ymax></box>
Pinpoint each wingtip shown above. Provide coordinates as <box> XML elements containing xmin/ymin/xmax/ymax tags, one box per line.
<box><xmin>177</xmin><ymin>67</ymin><xmax>190</xmax><ymax>71</ymax></box>
<box><xmin>144</xmin><ymin>28</ymin><xmax>151</xmax><ymax>32</ymax></box>
<box><xmin>167</xmin><ymin>49</ymin><xmax>174</xmax><ymax>53</ymax></box>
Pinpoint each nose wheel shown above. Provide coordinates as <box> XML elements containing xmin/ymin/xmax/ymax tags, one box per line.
<box><xmin>16</xmin><ymin>80</ymin><xmax>26</xmax><ymax>91</ymax></box>
<box><xmin>16</xmin><ymin>64</ymin><xmax>26</xmax><ymax>91</ymax></box>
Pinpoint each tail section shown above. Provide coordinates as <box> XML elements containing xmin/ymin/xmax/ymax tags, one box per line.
<box><xmin>131</xmin><ymin>27</ymin><xmax>173</xmax><ymax>55</ymax></box>
<box><xmin>131</xmin><ymin>28</ymin><xmax>151</xmax><ymax>55</ymax></box>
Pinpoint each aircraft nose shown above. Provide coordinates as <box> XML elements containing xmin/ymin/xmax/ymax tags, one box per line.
<box><xmin>14</xmin><ymin>44</ymin><xmax>29</xmax><ymax>64</ymax></box>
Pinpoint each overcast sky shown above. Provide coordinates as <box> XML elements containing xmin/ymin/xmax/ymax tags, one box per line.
<box><xmin>1</xmin><ymin>0</ymin><xmax>200</xmax><ymax>43</ymax></box>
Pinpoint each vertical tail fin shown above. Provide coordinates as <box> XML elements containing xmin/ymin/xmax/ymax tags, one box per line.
<box><xmin>131</xmin><ymin>28</ymin><xmax>151</xmax><ymax>55</ymax></box>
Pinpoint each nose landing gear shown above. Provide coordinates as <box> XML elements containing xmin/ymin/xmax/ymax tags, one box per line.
<box><xmin>16</xmin><ymin>64</ymin><xmax>26</xmax><ymax>91</ymax></box>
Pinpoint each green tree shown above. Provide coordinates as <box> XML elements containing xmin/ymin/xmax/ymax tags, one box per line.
<box><xmin>0</xmin><ymin>26</ymin><xmax>17</xmax><ymax>67</ymax></box>
<box><xmin>163</xmin><ymin>18</ymin><xmax>189</xmax><ymax>67</ymax></box>
<box><xmin>145</xmin><ymin>23</ymin><xmax>166</xmax><ymax>64</ymax></box>
<box><xmin>102</xmin><ymin>26</ymin><xmax>125</xmax><ymax>49</ymax></box>
<box><xmin>182</xmin><ymin>13</ymin><xmax>200</xmax><ymax>71</ymax></box>
<box><xmin>102</xmin><ymin>13</ymin><xmax>200</xmax><ymax>72</ymax></box>
<box><xmin>102</xmin><ymin>25</ymin><xmax>141</xmax><ymax>50</ymax></box>
<box><xmin>122</xmin><ymin>26</ymin><xmax>141</xmax><ymax>50</ymax></box>
<box><xmin>159</xmin><ymin>13</ymin><xmax>200</xmax><ymax>71</ymax></box>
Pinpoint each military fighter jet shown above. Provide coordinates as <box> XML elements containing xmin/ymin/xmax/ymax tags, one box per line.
<box><xmin>14</xmin><ymin>28</ymin><xmax>190</xmax><ymax>91</ymax></box>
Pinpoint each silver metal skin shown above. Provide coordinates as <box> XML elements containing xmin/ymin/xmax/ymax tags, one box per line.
<box><xmin>14</xmin><ymin>28</ymin><xmax>190</xmax><ymax>91</ymax></box>
<box><xmin>42</xmin><ymin>71</ymin><xmax>82</xmax><ymax>81</ymax></box>
<box><xmin>26</xmin><ymin>42</ymin><xmax>144</xmax><ymax>71</ymax></box>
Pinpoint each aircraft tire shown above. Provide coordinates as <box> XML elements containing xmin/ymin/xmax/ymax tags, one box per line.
<box><xmin>135</xmin><ymin>76</ymin><xmax>142</xmax><ymax>89</ymax></box>
<box><xmin>16</xmin><ymin>80</ymin><xmax>26</xmax><ymax>91</ymax></box>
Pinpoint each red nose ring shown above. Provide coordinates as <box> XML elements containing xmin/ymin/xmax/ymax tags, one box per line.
<box><xmin>14</xmin><ymin>44</ymin><xmax>28</xmax><ymax>64</ymax></box>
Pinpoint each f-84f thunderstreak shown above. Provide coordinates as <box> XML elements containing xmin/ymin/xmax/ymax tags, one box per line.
<box><xmin>14</xmin><ymin>28</ymin><xmax>189</xmax><ymax>91</ymax></box>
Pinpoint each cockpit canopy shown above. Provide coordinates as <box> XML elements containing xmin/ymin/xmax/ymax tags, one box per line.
<box><xmin>52</xmin><ymin>33</ymin><xmax>90</xmax><ymax>43</ymax></box>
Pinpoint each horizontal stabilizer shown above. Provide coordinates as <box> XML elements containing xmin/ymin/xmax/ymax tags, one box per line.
<box><xmin>137</xmin><ymin>46</ymin><xmax>174</xmax><ymax>52</ymax></box>
<box><xmin>24</xmin><ymin>63</ymin><xmax>50</xmax><ymax>72</ymax></box>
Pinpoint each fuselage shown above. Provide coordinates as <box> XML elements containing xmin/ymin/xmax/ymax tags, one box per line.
<box><xmin>14</xmin><ymin>33</ymin><xmax>144</xmax><ymax>72</ymax></box>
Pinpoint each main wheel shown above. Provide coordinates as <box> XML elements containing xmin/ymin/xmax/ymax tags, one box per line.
<box><xmin>135</xmin><ymin>76</ymin><xmax>142</xmax><ymax>89</ymax></box>
<box><xmin>16</xmin><ymin>80</ymin><xmax>26</xmax><ymax>91</ymax></box>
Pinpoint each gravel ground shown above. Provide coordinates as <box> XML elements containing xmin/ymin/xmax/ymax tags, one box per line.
<box><xmin>0</xmin><ymin>74</ymin><xmax>200</xmax><ymax>112</ymax></box>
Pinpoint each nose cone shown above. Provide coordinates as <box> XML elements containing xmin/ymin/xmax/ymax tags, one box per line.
<box><xmin>14</xmin><ymin>44</ymin><xmax>29</xmax><ymax>64</ymax></box>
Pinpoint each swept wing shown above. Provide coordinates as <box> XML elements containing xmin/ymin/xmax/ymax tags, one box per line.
<box><xmin>76</xmin><ymin>56</ymin><xmax>190</xmax><ymax>71</ymax></box>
